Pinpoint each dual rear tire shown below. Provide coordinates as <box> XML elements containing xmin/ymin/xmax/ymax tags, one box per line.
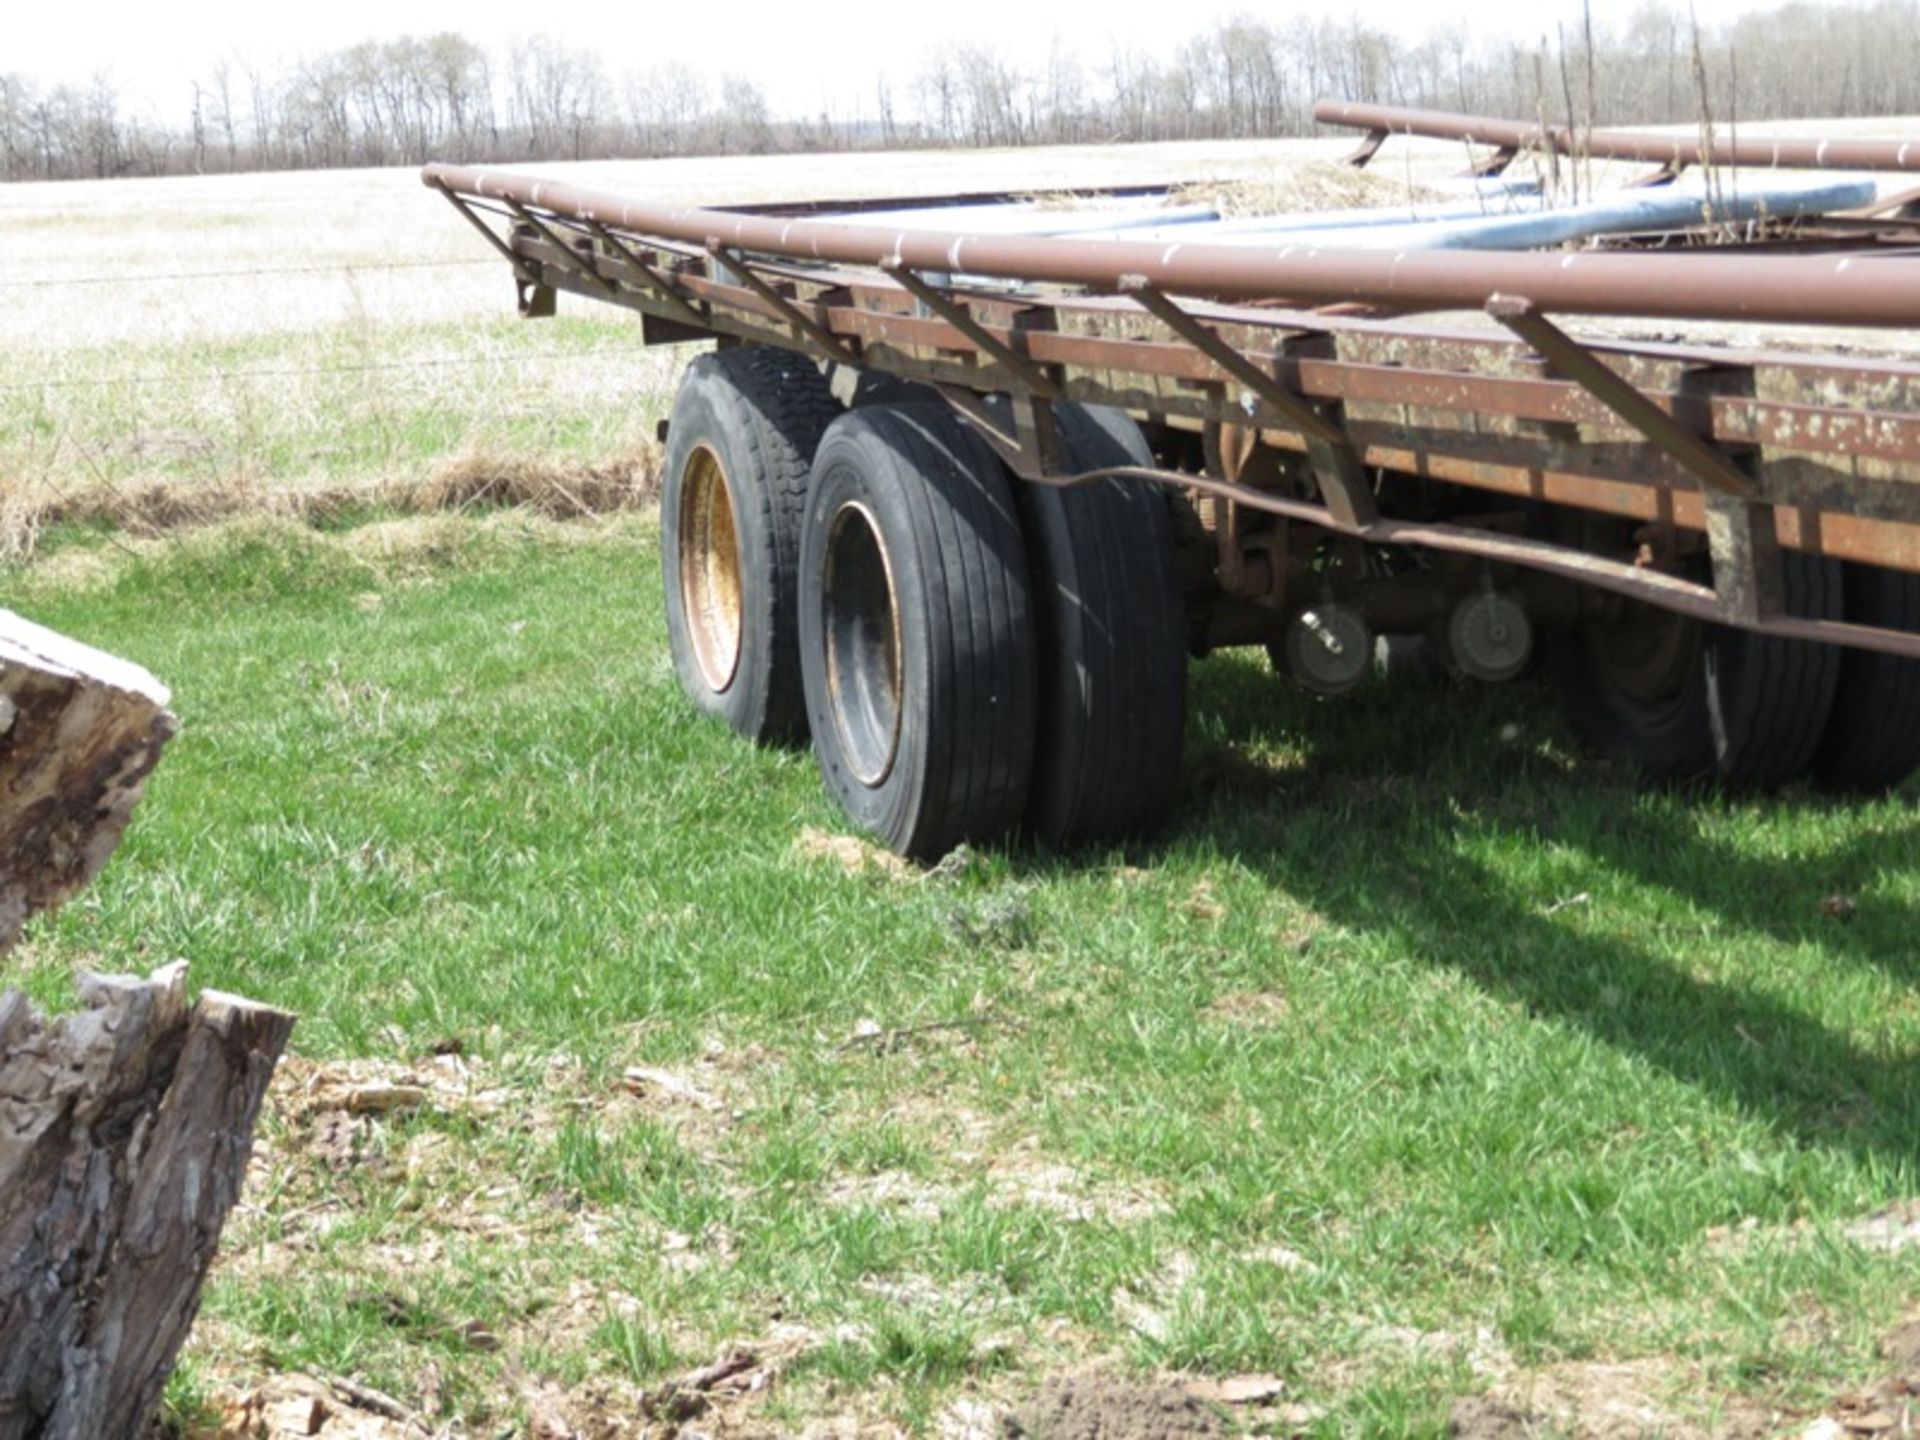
<box><xmin>797</xmin><ymin>404</ymin><xmax>1189</xmax><ymax>858</ymax></box>
<box><xmin>661</xmin><ymin>349</ymin><xmax>1188</xmax><ymax>858</ymax></box>
<box><xmin>1547</xmin><ymin>544</ymin><xmax>1920</xmax><ymax>793</ymax></box>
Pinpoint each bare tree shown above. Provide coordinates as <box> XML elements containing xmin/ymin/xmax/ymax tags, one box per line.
<box><xmin>8</xmin><ymin>3</ymin><xmax>1920</xmax><ymax>183</ymax></box>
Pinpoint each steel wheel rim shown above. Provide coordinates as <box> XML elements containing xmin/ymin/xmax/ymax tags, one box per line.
<box><xmin>1585</xmin><ymin>601</ymin><xmax>1704</xmax><ymax>727</ymax></box>
<box><xmin>823</xmin><ymin>500</ymin><xmax>903</xmax><ymax>787</ymax></box>
<box><xmin>678</xmin><ymin>444</ymin><xmax>744</xmax><ymax>694</ymax></box>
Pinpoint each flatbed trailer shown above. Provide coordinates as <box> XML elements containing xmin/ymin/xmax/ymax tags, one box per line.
<box><xmin>423</xmin><ymin>105</ymin><xmax>1920</xmax><ymax>857</ymax></box>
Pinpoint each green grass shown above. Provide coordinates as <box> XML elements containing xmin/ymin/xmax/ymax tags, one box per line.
<box><xmin>9</xmin><ymin>512</ymin><xmax>1920</xmax><ymax>1435</ymax></box>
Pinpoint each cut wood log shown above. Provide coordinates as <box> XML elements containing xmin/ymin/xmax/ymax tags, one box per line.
<box><xmin>0</xmin><ymin>608</ymin><xmax>176</xmax><ymax>953</ymax></box>
<box><xmin>0</xmin><ymin>963</ymin><xmax>295</xmax><ymax>1440</ymax></box>
<box><xmin>0</xmin><ymin>613</ymin><xmax>292</xmax><ymax>1440</ymax></box>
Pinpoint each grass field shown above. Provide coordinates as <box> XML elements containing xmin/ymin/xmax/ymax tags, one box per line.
<box><xmin>7</xmin><ymin>141</ymin><xmax>1920</xmax><ymax>1438</ymax></box>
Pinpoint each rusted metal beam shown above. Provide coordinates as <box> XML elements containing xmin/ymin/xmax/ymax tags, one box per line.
<box><xmin>518</xmin><ymin>254</ymin><xmax>1920</xmax><ymax>580</ymax></box>
<box><xmin>1126</xmin><ymin>279</ymin><xmax>1377</xmax><ymax>525</ymax></box>
<box><xmin>429</xmin><ymin>182</ymin><xmax>539</xmax><ymax>285</ymax></box>
<box><xmin>1315</xmin><ymin>99</ymin><xmax>1920</xmax><ymax>173</ymax></box>
<box><xmin>1494</xmin><ymin>295</ymin><xmax>1782</xmax><ymax>614</ymax></box>
<box><xmin>1343</xmin><ymin>127</ymin><xmax>1389</xmax><ymax>168</ymax></box>
<box><xmin>1120</xmin><ymin>278</ymin><xmax>1343</xmax><ymax>445</ymax></box>
<box><xmin>1703</xmin><ymin>495</ymin><xmax>1786</xmax><ymax>623</ymax></box>
<box><xmin>422</xmin><ymin>162</ymin><xmax>1920</xmax><ymax>328</ymax></box>
<box><xmin>503</xmin><ymin>199</ymin><xmax>618</xmax><ymax>300</ymax></box>
<box><xmin>583</xmin><ymin>221</ymin><xmax>706</xmax><ymax>328</ymax></box>
<box><xmin>1487</xmin><ymin>297</ymin><xmax>1757</xmax><ymax>500</ymax></box>
<box><xmin>706</xmin><ymin>242</ymin><xmax>860</xmax><ymax>365</ymax></box>
<box><xmin>1464</xmin><ymin>145</ymin><xmax>1519</xmax><ymax>179</ymax></box>
<box><xmin>882</xmin><ymin>260</ymin><xmax>1057</xmax><ymax>397</ymax></box>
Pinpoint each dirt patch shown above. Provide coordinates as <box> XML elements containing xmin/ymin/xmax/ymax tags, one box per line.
<box><xmin>1001</xmin><ymin>1376</ymin><xmax>1228</xmax><ymax>1439</ymax></box>
<box><xmin>824</xmin><ymin>1147</ymin><xmax>1167</xmax><ymax>1229</ymax></box>
<box><xmin>984</xmin><ymin>1141</ymin><xmax>1170</xmax><ymax>1225</ymax></box>
<box><xmin>1201</xmin><ymin>991</ymin><xmax>1290</xmax><ymax>1027</ymax></box>
<box><xmin>201</xmin><ymin>1373</ymin><xmax>431</xmax><ymax>1438</ymax></box>
<box><xmin>1794</xmin><ymin>1314</ymin><xmax>1920</xmax><ymax>1439</ymax></box>
<box><xmin>1448</xmin><ymin>1358</ymin><xmax>1773</xmax><ymax>1439</ymax></box>
<box><xmin>1708</xmin><ymin>1199</ymin><xmax>1920</xmax><ymax>1257</ymax></box>
<box><xmin>277</xmin><ymin>1052</ymin><xmax>513</xmax><ymax>1121</ymax></box>
<box><xmin>793</xmin><ymin>824</ymin><xmax>914</xmax><ymax>882</ymax></box>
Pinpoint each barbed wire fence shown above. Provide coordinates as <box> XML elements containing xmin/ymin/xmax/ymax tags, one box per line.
<box><xmin>0</xmin><ymin>258</ymin><xmax>497</xmax><ymax>289</ymax></box>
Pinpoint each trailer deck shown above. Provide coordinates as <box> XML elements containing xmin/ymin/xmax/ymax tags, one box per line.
<box><xmin>424</xmin><ymin>105</ymin><xmax>1920</xmax><ymax>853</ymax></box>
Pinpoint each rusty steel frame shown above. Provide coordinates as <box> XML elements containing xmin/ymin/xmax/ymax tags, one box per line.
<box><xmin>1317</xmin><ymin>99</ymin><xmax>1920</xmax><ymax>175</ymax></box>
<box><xmin>422</xmin><ymin>145</ymin><xmax>1920</xmax><ymax>659</ymax></box>
<box><xmin>422</xmin><ymin>163</ymin><xmax>1920</xmax><ymax>327</ymax></box>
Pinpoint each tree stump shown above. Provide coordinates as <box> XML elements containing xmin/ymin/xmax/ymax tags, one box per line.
<box><xmin>0</xmin><ymin>608</ymin><xmax>177</xmax><ymax>952</ymax></box>
<box><xmin>0</xmin><ymin>966</ymin><xmax>295</xmax><ymax>1440</ymax></box>
<box><xmin>0</xmin><ymin>610</ymin><xmax>295</xmax><ymax>1440</ymax></box>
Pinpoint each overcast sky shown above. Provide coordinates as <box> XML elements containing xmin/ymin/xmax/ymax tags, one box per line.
<box><xmin>20</xmin><ymin>0</ymin><xmax>1781</xmax><ymax>124</ymax></box>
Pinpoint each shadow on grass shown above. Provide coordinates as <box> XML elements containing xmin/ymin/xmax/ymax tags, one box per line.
<box><xmin>1144</xmin><ymin>653</ymin><xmax>1920</xmax><ymax>1174</ymax></box>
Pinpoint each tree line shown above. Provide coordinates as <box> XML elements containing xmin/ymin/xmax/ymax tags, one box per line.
<box><xmin>4</xmin><ymin>0</ymin><xmax>1918</xmax><ymax>183</ymax></box>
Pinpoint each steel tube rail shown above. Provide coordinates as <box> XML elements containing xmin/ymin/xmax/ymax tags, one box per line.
<box><xmin>422</xmin><ymin>164</ymin><xmax>1920</xmax><ymax>328</ymax></box>
<box><xmin>1315</xmin><ymin>99</ymin><xmax>1920</xmax><ymax>174</ymax></box>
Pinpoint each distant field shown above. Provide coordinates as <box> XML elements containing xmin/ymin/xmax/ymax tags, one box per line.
<box><xmin>0</xmin><ymin>136</ymin><xmax>1400</xmax><ymax>541</ymax></box>
<box><xmin>7</xmin><ymin>138</ymin><xmax>1920</xmax><ymax>1438</ymax></box>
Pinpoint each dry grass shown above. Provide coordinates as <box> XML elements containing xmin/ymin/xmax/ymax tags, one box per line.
<box><xmin>0</xmin><ymin>441</ymin><xmax>662</xmax><ymax>562</ymax></box>
<box><xmin>1173</xmin><ymin>160</ymin><xmax>1449</xmax><ymax>217</ymax></box>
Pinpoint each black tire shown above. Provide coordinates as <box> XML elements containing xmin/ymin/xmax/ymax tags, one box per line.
<box><xmin>660</xmin><ymin>346</ymin><xmax>839</xmax><ymax>744</ymax></box>
<box><xmin>1017</xmin><ymin>405</ymin><xmax>1187</xmax><ymax>847</ymax></box>
<box><xmin>799</xmin><ymin>405</ymin><xmax>1037</xmax><ymax>860</ymax></box>
<box><xmin>1813</xmin><ymin>562</ymin><xmax>1920</xmax><ymax>792</ymax></box>
<box><xmin>1547</xmin><ymin>546</ymin><xmax>1842</xmax><ymax>790</ymax></box>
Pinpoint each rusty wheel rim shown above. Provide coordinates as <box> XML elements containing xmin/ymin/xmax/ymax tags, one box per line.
<box><xmin>678</xmin><ymin>444</ymin><xmax>744</xmax><ymax>694</ymax></box>
<box><xmin>1586</xmin><ymin>600</ymin><xmax>1704</xmax><ymax>725</ymax></box>
<box><xmin>823</xmin><ymin>500</ymin><xmax>903</xmax><ymax>787</ymax></box>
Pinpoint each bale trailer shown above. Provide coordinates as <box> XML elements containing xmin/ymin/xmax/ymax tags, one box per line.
<box><xmin>423</xmin><ymin>106</ymin><xmax>1920</xmax><ymax>857</ymax></box>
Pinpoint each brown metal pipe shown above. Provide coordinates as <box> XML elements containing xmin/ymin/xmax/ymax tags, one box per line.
<box><xmin>1315</xmin><ymin>99</ymin><xmax>1920</xmax><ymax>174</ymax></box>
<box><xmin>422</xmin><ymin>165</ymin><xmax>1920</xmax><ymax>328</ymax></box>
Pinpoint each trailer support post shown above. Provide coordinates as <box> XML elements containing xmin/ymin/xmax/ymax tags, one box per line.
<box><xmin>883</xmin><ymin>260</ymin><xmax>1058</xmax><ymax>398</ymax></box>
<box><xmin>503</xmin><ymin>199</ymin><xmax>620</xmax><ymax>301</ymax></box>
<box><xmin>1489</xmin><ymin>295</ymin><xmax>1785</xmax><ymax>618</ymax></box>
<box><xmin>706</xmin><ymin>242</ymin><xmax>861</xmax><ymax>367</ymax></box>
<box><xmin>584</xmin><ymin>221</ymin><xmax>708</xmax><ymax>329</ymax></box>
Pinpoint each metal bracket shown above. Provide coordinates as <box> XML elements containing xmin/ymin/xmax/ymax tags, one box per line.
<box><xmin>1702</xmin><ymin>494</ymin><xmax>1786</xmax><ymax>624</ymax></box>
<box><xmin>429</xmin><ymin>183</ymin><xmax>541</xmax><ymax>287</ymax></box>
<box><xmin>1120</xmin><ymin>278</ymin><xmax>1343</xmax><ymax>446</ymax></box>
<box><xmin>707</xmin><ymin>242</ymin><xmax>860</xmax><ymax>366</ymax></box>
<box><xmin>883</xmin><ymin>260</ymin><xmax>1057</xmax><ymax>397</ymax></box>
<box><xmin>1343</xmin><ymin>128</ymin><xmax>1389</xmax><ymax>169</ymax></box>
<box><xmin>1489</xmin><ymin>295</ymin><xmax>1779</xmax><ymax>618</ymax></box>
<box><xmin>503</xmin><ymin>199</ymin><xmax>618</xmax><ymax>301</ymax></box>
<box><xmin>1124</xmin><ymin>278</ymin><xmax>1376</xmax><ymax>529</ymax></box>
<box><xmin>1282</xmin><ymin>333</ymin><xmax>1378</xmax><ymax>530</ymax></box>
<box><xmin>1624</xmin><ymin>161</ymin><xmax>1687</xmax><ymax>189</ymax></box>
<box><xmin>1487</xmin><ymin>297</ymin><xmax>1757</xmax><ymax>500</ymax></box>
<box><xmin>584</xmin><ymin>221</ymin><xmax>706</xmax><ymax>328</ymax></box>
<box><xmin>1013</xmin><ymin>392</ymin><xmax>1064</xmax><ymax>475</ymax></box>
<box><xmin>935</xmin><ymin>385</ymin><xmax>1064</xmax><ymax>482</ymax></box>
<box><xmin>1462</xmin><ymin>145</ymin><xmax>1519</xmax><ymax>179</ymax></box>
